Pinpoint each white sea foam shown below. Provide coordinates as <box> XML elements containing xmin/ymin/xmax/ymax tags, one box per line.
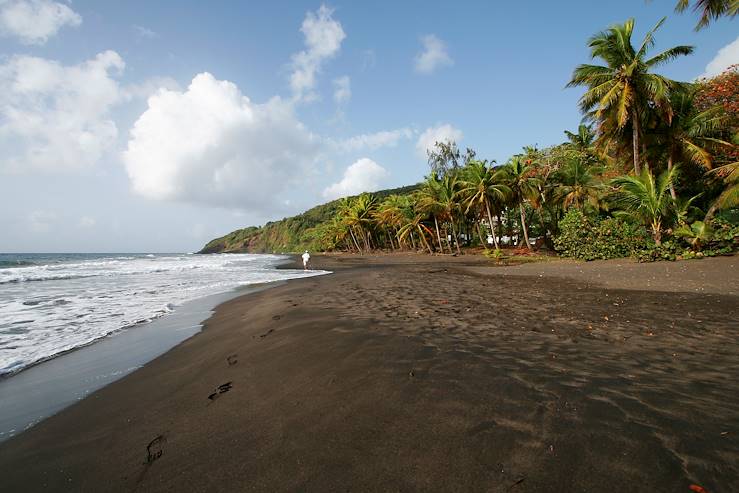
<box><xmin>0</xmin><ymin>253</ymin><xmax>328</xmax><ymax>376</ymax></box>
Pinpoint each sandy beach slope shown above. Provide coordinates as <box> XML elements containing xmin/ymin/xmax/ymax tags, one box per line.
<box><xmin>0</xmin><ymin>254</ymin><xmax>737</xmax><ymax>492</ymax></box>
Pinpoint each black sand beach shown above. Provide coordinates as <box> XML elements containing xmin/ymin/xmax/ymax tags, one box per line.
<box><xmin>0</xmin><ymin>254</ymin><xmax>737</xmax><ymax>492</ymax></box>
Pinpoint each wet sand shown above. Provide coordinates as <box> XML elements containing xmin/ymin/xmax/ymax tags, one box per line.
<box><xmin>0</xmin><ymin>254</ymin><xmax>737</xmax><ymax>492</ymax></box>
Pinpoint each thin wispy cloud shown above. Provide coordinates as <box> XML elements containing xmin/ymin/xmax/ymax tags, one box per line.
<box><xmin>289</xmin><ymin>4</ymin><xmax>346</xmax><ymax>102</ymax></box>
<box><xmin>133</xmin><ymin>24</ymin><xmax>157</xmax><ymax>40</ymax></box>
<box><xmin>333</xmin><ymin>75</ymin><xmax>351</xmax><ymax>105</ymax></box>
<box><xmin>414</xmin><ymin>34</ymin><xmax>453</xmax><ymax>74</ymax></box>
<box><xmin>333</xmin><ymin>128</ymin><xmax>414</xmax><ymax>153</ymax></box>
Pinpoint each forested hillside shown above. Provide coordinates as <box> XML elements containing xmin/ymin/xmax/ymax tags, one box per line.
<box><xmin>198</xmin><ymin>185</ymin><xmax>419</xmax><ymax>253</ymax></box>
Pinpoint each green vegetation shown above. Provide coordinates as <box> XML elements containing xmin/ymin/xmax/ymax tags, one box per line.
<box><xmin>198</xmin><ymin>185</ymin><xmax>419</xmax><ymax>253</ymax></box>
<box><xmin>201</xmin><ymin>14</ymin><xmax>738</xmax><ymax>262</ymax></box>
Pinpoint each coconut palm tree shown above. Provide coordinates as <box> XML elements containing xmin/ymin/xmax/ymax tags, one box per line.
<box><xmin>417</xmin><ymin>175</ymin><xmax>449</xmax><ymax>253</ymax></box>
<box><xmin>568</xmin><ymin>18</ymin><xmax>694</xmax><ymax>174</ymax></box>
<box><xmin>705</xmin><ymin>161</ymin><xmax>739</xmax><ymax>219</ymax></box>
<box><xmin>564</xmin><ymin>124</ymin><xmax>597</xmax><ymax>152</ymax></box>
<box><xmin>459</xmin><ymin>160</ymin><xmax>509</xmax><ymax>249</ymax></box>
<box><xmin>673</xmin><ymin>0</ymin><xmax>738</xmax><ymax>30</ymax></box>
<box><xmin>554</xmin><ymin>158</ymin><xmax>604</xmax><ymax>210</ymax></box>
<box><xmin>500</xmin><ymin>156</ymin><xmax>542</xmax><ymax>250</ymax></box>
<box><xmin>436</xmin><ymin>175</ymin><xmax>464</xmax><ymax>254</ymax></box>
<box><xmin>397</xmin><ymin>199</ymin><xmax>434</xmax><ymax>254</ymax></box>
<box><xmin>375</xmin><ymin>195</ymin><xmax>408</xmax><ymax>251</ymax></box>
<box><xmin>659</xmin><ymin>87</ymin><xmax>734</xmax><ymax>198</ymax></box>
<box><xmin>611</xmin><ymin>167</ymin><xmax>678</xmax><ymax>244</ymax></box>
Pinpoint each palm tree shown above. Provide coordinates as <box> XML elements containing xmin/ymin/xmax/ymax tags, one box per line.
<box><xmin>564</xmin><ymin>124</ymin><xmax>597</xmax><ymax>152</ymax></box>
<box><xmin>706</xmin><ymin>161</ymin><xmax>739</xmax><ymax>219</ymax></box>
<box><xmin>500</xmin><ymin>156</ymin><xmax>542</xmax><ymax>250</ymax></box>
<box><xmin>397</xmin><ymin>199</ymin><xmax>434</xmax><ymax>254</ymax></box>
<box><xmin>375</xmin><ymin>195</ymin><xmax>407</xmax><ymax>251</ymax></box>
<box><xmin>337</xmin><ymin>198</ymin><xmax>363</xmax><ymax>252</ymax></box>
<box><xmin>659</xmin><ymin>87</ymin><xmax>733</xmax><ymax>198</ymax></box>
<box><xmin>568</xmin><ymin>18</ymin><xmax>694</xmax><ymax>174</ymax></box>
<box><xmin>459</xmin><ymin>160</ymin><xmax>509</xmax><ymax>249</ymax></box>
<box><xmin>437</xmin><ymin>175</ymin><xmax>464</xmax><ymax>254</ymax></box>
<box><xmin>417</xmin><ymin>175</ymin><xmax>448</xmax><ymax>253</ymax></box>
<box><xmin>611</xmin><ymin>167</ymin><xmax>678</xmax><ymax>244</ymax></box>
<box><xmin>554</xmin><ymin>158</ymin><xmax>604</xmax><ymax>210</ymax></box>
<box><xmin>673</xmin><ymin>0</ymin><xmax>738</xmax><ymax>30</ymax></box>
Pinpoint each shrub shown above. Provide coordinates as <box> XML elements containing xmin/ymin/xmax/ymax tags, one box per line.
<box><xmin>554</xmin><ymin>209</ymin><xmax>649</xmax><ymax>260</ymax></box>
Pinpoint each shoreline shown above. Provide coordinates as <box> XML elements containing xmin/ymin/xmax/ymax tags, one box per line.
<box><xmin>0</xmin><ymin>284</ymin><xmax>278</xmax><ymax>442</ymax></box>
<box><xmin>0</xmin><ymin>253</ymin><xmax>326</xmax><ymax>441</ymax></box>
<box><xmin>0</xmin><ymin>254</ymin><xmax>737</xmax><ymax>491</ymax></box>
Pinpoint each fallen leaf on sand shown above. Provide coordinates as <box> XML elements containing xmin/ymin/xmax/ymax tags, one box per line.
<box><xmin>689</xmin><ymin>485</ymin><xmax>709</xmax><ymax>493</ymax></box>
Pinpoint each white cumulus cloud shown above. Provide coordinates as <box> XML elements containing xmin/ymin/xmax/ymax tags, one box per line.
<box><xmin>700</xmin><ymin>36</ymin><xmax>739</xmax><ymax>79</ymax></box>
<box><xmin>0</xmin><ymin>0</ymin><xmax>81</xmax><ymax>45</ymax></box>
<box><xmin>333</xmin><ymin>75</ymin><xmax>351</xmax><ymax>105</ymax></box>
<box><xmin>0</xmin><ymin>50</ymin><xmax>125</xmax><ymax>173</ymax></box>
<box><xmin>323</xmin><ymin>158</ymin><xmax>388</xmax><ymax>200</ymax></box>
<box><xmin>334</xmin><ymin>128</ymin><xmax>414</xmax><ymax>153</ymax></box>
<box><xmin>416</xmin><ymin>124</ymin><xmax>463</xmax><ymax>157</ymax></box>
<box><xmin>123</xmin><ymin>72</ymin><xmax>320</xmax><ymax>211</ymax></box>
<box><xmin>414</xmin><ymin>34</ymin><xmax>453</xmax><ymax>74</ymax></box>
<box><xmin>289</xmin><ymin>4</ymin><xmax>345</xmax><ymax>102</ymax></box>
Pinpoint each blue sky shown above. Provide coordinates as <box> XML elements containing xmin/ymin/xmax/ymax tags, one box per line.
<box><xmin>0</xmin><ymin>0</ymin><xmax>736</xmax><ymax>252</ymax></box>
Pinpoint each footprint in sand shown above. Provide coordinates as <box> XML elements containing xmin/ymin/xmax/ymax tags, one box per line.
<box><xmin>226</xmin><ymin>354</ymin><xmax>238</xmax><ymax>366</ymax></box>
<box><xmin>208</xmin><ymin>382</ymin><xmax>233</xmax><ymax>401</ymax></box>
<box><xmin>259</xmin><ymin>328</ymin><xmax>274</xmax><ymax>339</ymax></box>
<box><xmin>144</xmin><ymin>435</ymin><xmax>166</xmax><ymax>464</ymax></box>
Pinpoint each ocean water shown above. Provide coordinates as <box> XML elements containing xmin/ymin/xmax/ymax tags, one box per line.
<box><xmin>0</xmin><ymin>253</ymin><xmax>327</xmax><ymax>376</ymax></box>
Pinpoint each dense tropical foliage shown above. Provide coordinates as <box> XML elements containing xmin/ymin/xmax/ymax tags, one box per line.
<box><xmin>203</xmin><ymin>16</ymin><xmax>738</xmax><ymax>262</ymax></box>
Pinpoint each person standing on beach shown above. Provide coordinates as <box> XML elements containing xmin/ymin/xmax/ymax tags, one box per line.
<box><xmin>302</xmin><ymin>250</ymin><xmax>311</xmax><ymax>270</ymax></box>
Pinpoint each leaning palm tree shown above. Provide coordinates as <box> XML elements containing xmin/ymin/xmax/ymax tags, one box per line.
<box><xmin>500</xmin><ymin>156</ymin><xmax>542</xmax><ymax>250</ymax></box>
<box><xmin>397</xmin><ymin>199</ymin><xmax>434</xmax><ymax>254</ymax></box>
<box><xmin>660</xmin><ymin>87</ymin><xmax>734</xmax><ymax>198</ymax></box>
<box><xmin>705</xmin><ymin>161</ymin><xmax>739</xmax><ymax>219</ymax></box>
<box><xmin>437</xmin><ymin>174</ymin><xmax>464</xmax><ymax>254</ymax></box>
<box><xmin>417</xmin><ymin>175</ymin><xmax>448</xmax><ymax>253</ymax></box>
<box><xmin>673</xmin><ymin>0</ymin><xmax>738</xmax><ymax>30</ymax></box>
<box><xmin>567</xmin><ymin>18</ymin><xmax>694</xmax><ymax>174</ymax></box>
<box><xmin>458</xmin><ymin>160</ymin><xmax>509</xmax><ymax>249</ymax></box>
<box><xmin>611</xmin><ymin>167</ymin><xmax>678</xmax><ymax>245</ymax></box>
<box><xmin>375</xmin><ymin>195</ymin><xmax>407</xmax><ymax>250</ymax></box>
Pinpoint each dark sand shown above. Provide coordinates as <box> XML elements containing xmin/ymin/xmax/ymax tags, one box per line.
<box><xmin>0</xmin><ymin>254</ymin><xmax>737</xmax><ymax>492</ymax></box>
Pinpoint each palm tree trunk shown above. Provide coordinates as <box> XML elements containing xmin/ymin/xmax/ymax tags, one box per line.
<box><xmin>652</xmin><ymin>220</ymin><xmax>662</xmax><ymax>246</ymax></box>
<box><xmin>433</xmin><ymin>216</ymin><xmax>443</xmax><ymax>254</ymax></box>
<box><xmin>484</xmin><ymin>200</ymin><xmax>500</xmax><ymax>249</ymax></box>
<box><xmin>423</xmin><ymin>232</ymin><xmax>434</xmax><ymax>254</ymax></box>
<box><xmin>667</xmin><ymin>154</ymin><xmax>677</xmax><ymax>200</ymax></box>
<box><xmin>348</xmin><ymin>227</ymin><xmax>362</xmax><ymax>253</ymax></box>
<box><xmin>450</xmin><ymin>220</ymin><xmax>461</xmax><ymax>255</ymax></box>
<box><xmin>632</xmin><ymin>108</ymin><xmax>642</xmax><ymax>175</ymax></box>
<box><xmin>476</xmin><ymin>221</ymin><xmax>485</xmax><ymax>248</ymax></box>
<box><xmin>520</xmin><ymin>204</ymin><xmax>532</xmax><ymax>250</ymax></box>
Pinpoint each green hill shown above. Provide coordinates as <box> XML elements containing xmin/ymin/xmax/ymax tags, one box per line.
<box><xmin>198</xmin><ymin>184</ymin><xmax>420</xmax><ymax>254</ymax></box>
